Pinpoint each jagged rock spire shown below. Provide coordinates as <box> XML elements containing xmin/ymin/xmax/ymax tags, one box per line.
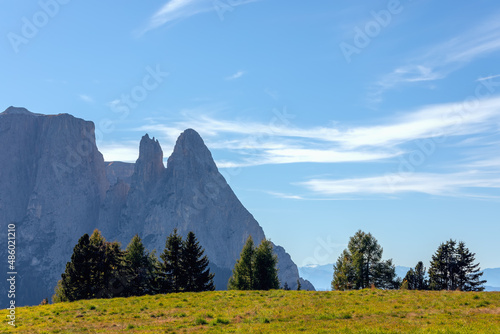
<box><xmin>131</xmin><ymin>134</ymin><xmax>165</xmax><ymax>192</ymax></box>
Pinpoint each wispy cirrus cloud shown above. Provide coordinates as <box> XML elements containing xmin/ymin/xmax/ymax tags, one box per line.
<box><xmin>134</xmin><ymin>95</ymin><xmax>500</xmax><ymax>168</ymax></box>
<box><xmin>139</xmin><ymin>0</ymin><xmax>260</xmax><ymax>35</ymax></box>
<box><xmin>226</xmin><ymin>70</ymin><xmax>246</xmax><ymax>80</ymax></box>
<box><xmin>370</xmin><ymin>15</ymin><xmax>500</xmax><ymax>104</ymax></box>
<box><xmin>299</xmin><ymin>170</ymin><xmax>500</xmax><ymax>199</ymax></box>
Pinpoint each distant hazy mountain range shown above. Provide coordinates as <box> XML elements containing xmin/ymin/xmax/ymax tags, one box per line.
<box><xmin>299</xmin><ymin>264</ymin><xmax>500</xmax><ymax>291</ymax></box>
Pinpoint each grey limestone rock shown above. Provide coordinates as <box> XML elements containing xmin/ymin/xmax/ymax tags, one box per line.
<box><xmin>0</xmin><ymin>109</ymin><xmax>314</xmax><ymax>307</ymax></box>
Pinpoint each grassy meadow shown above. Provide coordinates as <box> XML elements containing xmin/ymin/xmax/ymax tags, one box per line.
<box><xmin>2</xmin><ymin>290</ymin><xmax>500</xmax><ymax>333</ymax></box>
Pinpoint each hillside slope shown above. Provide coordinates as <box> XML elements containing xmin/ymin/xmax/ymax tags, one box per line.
<box><xmin>5</xmin><ymin>290</ymin><xmax>500</xmax><ymax>333</ymax></box>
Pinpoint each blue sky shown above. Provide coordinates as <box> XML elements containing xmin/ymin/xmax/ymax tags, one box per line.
<box><xmin>2</xmin><ymin>0</ymin><xmax>500</xmax><ymax>269</ymax></box>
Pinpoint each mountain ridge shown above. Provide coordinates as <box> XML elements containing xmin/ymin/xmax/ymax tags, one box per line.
<box><xmin>0</xmin><ymin>107</ymin><xmax>313</xmax><ymax>307</ymax></box>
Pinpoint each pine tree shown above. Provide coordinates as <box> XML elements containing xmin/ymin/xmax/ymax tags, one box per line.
<box><xmin>124</xmin><ymin>234</ymin><xmax>158</xmax><ymax>296</ymax></box>
<box><xmin>228</xmin><ymin>236</ymin><xmax>255</xmax><ymax>290</ymax></box>
<box><xmin>331</xmin><ymin>230</ymin><xmax>397</xmax><ymax>290</ymax></box>
<box><xmin>332</xmin><ymin>249</ymin><xmax>355</xmax><ymax>291</ymax></box>
<box><xmin>160</xmin><ymin>229</ymin><xmax>184</xmax><ymax>293</ymax></box>
<box><xmin>55</xmin><ymin>230</ymin><xmax>127</xmax><ymax>302</ymax></box>
<box><xmin>59</xmin><ymin>233</ymin><xmax>93</xmax><ymax>301</ymax></box>
<box><xmin>428</xmin><ymin>239</ymin><xmax>485</xmax><ymax>291</ymax></box>
<box><xmin>296</xmin><ymin>279</ymin><xmax>301</xmax><ymax>291</ymax></box>
<box><xmin>455</xmin><ymin>241</ymin><xmax>486</xmax><ymax>291</ymax></box>
<box><xmin>181</xmin><ymin>231</ymin><xmax>215</xmax><ymax>292</ymax></box>
<box><xmin>402</xmin><ymin>261</ymin><xmax>428</xmax><ymax>290</ymax></box>
<box><xmin>414</xmin><ymin>261</ymin><xmax>428</xmax><ymax>290</ymax></box>
<box><xmin>253</xmin><ymin>239</ymin><xmax>280</xmax><ymax>290</ymax></box>
<box><xmin>403</xmin><ymin>268</ymin><xmax>416</xmax><ymax>290</ymax></box>
<box><xmin>89</xmin><ymin>230</ymin><xmax>127</xmax><ymax>299</ymax></box>
<box><xmin>283</xmin><ymin>282</ymin><xmax>290</xmax><ymax>290</ymax></box>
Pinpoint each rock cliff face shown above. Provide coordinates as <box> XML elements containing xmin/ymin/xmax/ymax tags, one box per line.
<box><xmin>0</xmin><ymin>107</ymin><xmax>313</xmax><ymax>307</ymax></box>
<box><xmin>0</xmin><ymin>107</ymin><xmax>108</xmax><ymax>306</ymax></box>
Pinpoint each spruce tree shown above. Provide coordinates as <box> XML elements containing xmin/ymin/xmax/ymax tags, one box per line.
<box><xmin>455</xmin><ymin>241</ymin><xmax>486</xmax><ymax>291</ymax></box>
<box><xmin>160</xmin><ymin>229</ymin><xmax>184</xmax><ymax>293</ymax></box>
<box><xmin>59</xmin><ymin>233</ymin><xmax>93</xmax><ymax>301</ymax></box>
<box><xmin>124</xmin><ymin>234</ymin><xmax>158</xmax><ymax>296</ymax></box>
<box><xmin>56</xmin><ymin>230</ymin><xmax>127</xmax><ymax>302</ymax></box>
<box><xmin>428</xmin><ymin>239</ymin><xmax>485</xmax><ymax>291</ymax></box>
<box><xmin>403</xmin><ymin>268</ymin><xmax>416</xmax><ymax>290</ymax></box>
<box><xmin>181</xmin><ymin>231</ymin><xmax>215</xmax><ymax>292</ymax></box>
<box><xmin>253</xmin><ymin>239</ymin><xmax>280</xmax><ymax>290</ymax></box>
<box><xmin>414</xmin><ymin>261</ymin><xmax>428</xmax><ymax>290</ymax></box>
<box><xmin>402</xmin><ymin>262</ymin><xmax>428</xmax><ymax>290</ymax></box>
<box><xmin>228</xmin><ymin>236</ymin><xmax>255</xmax><ymax>290</ymax></box>
<box><xmin>89</xmin><ymin>230</ymin><xmax>127</xmax><ymax>299</ymax></box>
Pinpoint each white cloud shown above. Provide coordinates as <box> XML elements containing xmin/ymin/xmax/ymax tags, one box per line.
<box><xmin>226</xmin><ymin>70</ymin><xmax>245</xmax><ymax>80</ymax></box>
<box><xmin>371</xmin><ymin>15</ymin><xmax>500</xmax><ymax>103</ymax></box>
<box><xmin>266</xmin><ymin>191</ymin><xmax>305</xmax><ymax>200</ymax></box>
<box><xmin>137</xmin><ymin>95</ymin><xmax>500</xmax><ymax>159</ymax></box>
<box><xmin>79</xmin><ymin>94</ymin><xmax>94</xmax><ymax>103</ymax></box>
<box><xmin>477</xmin><ymin>74</ymin><xmax>500</xmax><ymax>82</ymax></box>
<box><xmin>140</xmin><ymin>0</ymin><xmax>260</xmax><ymax>34</ymax></box>
<box><xmin>99</xmin><ymin>142</ymin><xmax>140</xmax><ymax>163</ymax></box>
<box><xmin>300</xmin><ymin>171</ymin><xmax>500</xmax><ymax>198</ymax></box>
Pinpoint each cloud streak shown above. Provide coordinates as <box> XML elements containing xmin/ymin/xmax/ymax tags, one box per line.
<box><xmin>299</xmin><ymin>171</ymin><xmax>500</xmax><ymax>199</ymax></box>
<box><xmin>371</xmin><ymin>15</ymin><xmax>500</xmax><ymax>103</ymax></box>
<box><xmin>136</xmin><ymin>95</ymin><xmax>500</xmax><ymax>167</ymax></box>
<box><xmin>140</xmin><ymin>0</ymin><xmax>260</xmax><ymax>34</ymax></box>
<box><xmin>226</xmin><ymin>70</ymin><xmax>245</xmax><ymax>80</ymax></box>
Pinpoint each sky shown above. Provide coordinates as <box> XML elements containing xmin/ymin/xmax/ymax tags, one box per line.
<box><xmin>1</xmin><ymin>0</ymin><xmax>500</xmax><ymax>270</ymax></box>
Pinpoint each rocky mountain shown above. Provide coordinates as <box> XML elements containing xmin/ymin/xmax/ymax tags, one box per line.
<box><xmin>0</xmin><ymin>107</ymin><xmax>313</xmax><ymax>307</ymax></box>
<box><xmin>0</xmin><ymin>107</ymin><xmax>108</xmax><ymax>307</ymax></box>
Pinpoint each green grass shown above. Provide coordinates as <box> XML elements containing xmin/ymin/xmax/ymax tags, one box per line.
<box><xmin>2</xmin><ymin>290</ymin><xmax>500</xmax><ymax>333</ymax></box>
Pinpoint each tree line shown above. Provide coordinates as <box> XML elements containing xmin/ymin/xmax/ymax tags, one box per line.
<box><xmin>53</xmin><ymin>230</ymin><xmax>283</xmax><ymax>303</ymax></box>
<box><xmin>332</xmin><ymin>230</ymin><xmax>486</xmax><ymax>291</ymax></box>
<box><xmin>53</xmin><ymin>229</ymin><xmax>214</xmax><ymax>302</ymax></box>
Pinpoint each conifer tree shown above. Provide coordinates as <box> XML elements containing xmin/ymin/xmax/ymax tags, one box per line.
<box><xmin>455</xmin><ymin>241</ymin><xmax>486</xmax><ymax>291</ymax></box>
<box><xmin>181</xmin><ymin>231</ymin><xmax>215</xmax><ymax>292</ymax></box>
<box><xmin>332</xmin><ymin>250</ymin><xmax>355</xmax><ymax>291</ymax></box>
<box><xmin>228</xmin><ymin>237</ymin><xmax>280</xmax><ymax>290</ymax></box>
<box><xmin>124</xmin><ymin>234</ymin><xmax>159</xmax><ymax>296</ymax></box>
<box><xmin>429</xmin><ymin>240</ymin><xmax>485</xmax><ymax>291</ymax></box>
<box><xmin>332</xmin><ymin>230</ymin><xmax>397</xmax><ymax>290</ymax></box>
<box><xmin>160</xmin><ymin>229</ymin><xmax>184</xmax><ymax>293</ymax></box>
<box><xmin>228</xmin><ymin>236</ymin><xmax>255</xmax><ymax>290</ymax></box>
<box><xmin>89</xmin><ymin>230</ymin><xmax>127</xmax><ymax>299</ymax></box>
<box><xmin>59</xmin><ymin>233</ymin><xmax>93</xmax><ymax>301</ymax></box>
<box><xmin>55</xmin><ymin>229</ymin><xmax>127</xmax><ymax>302</ymax></box>
<box><xmin>253</xmin><ymin>239</ymin><xmax>280</xmax><ymax>290</ymax></box>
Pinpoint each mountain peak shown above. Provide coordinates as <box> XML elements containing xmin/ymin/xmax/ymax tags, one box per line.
<box><xmin>131</xmin><ymin>134</ymin><xmax>165</xmax><ymax>191</ymax></box>
<box><xmin>167</xmin><ymin>129</ymin><xmax>217</xmax><ymax>173</ymax></box>
<box><xmin>2</xmin><ymin>106</ymin><xmax>38</xmax><ymax>115</ymax></box>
